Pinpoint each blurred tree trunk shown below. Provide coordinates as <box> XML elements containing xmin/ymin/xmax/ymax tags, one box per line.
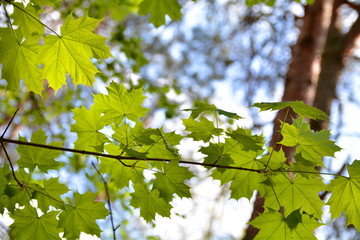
<box><xmin>244</xmin><ymin>0</ymin><xmax>360</xmax><ymax>238</ymax></box>
<box><xmin>311</xmin><ymin>0</ymin><xmax>360</xmax><ymax>131</ymax></box>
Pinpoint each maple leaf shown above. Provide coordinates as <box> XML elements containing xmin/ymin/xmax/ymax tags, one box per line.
<box><xmin>327</xmin><ymin>160</ymin><xmax>360</xmax><ymax>230</ymax></box>
<box><xmin>138</xmin><ymin>0</ymin><xmax>182</xmax><ymax>27</ymax></box>
<box><xmin>58</xmin><ymin>192</ymin><xmax>108</xmax><ymax>239</ymax></box>
<box><xmin>211</xmin><ymin>138</ymin><xmax>265</xmax><ymax>199</ymax></box>
<box><xmin>12</xmin><ymin>3</ymin><xmax>44</xmax><ymax>39</ymax></box>
<box><xmin>182</xmin><ymin>117</ymin><xmax>223</xmax><ymax>142</ymax></box>
<box><xmin>130</xmin><ymin>184</ymin><xmax>171</xmax><ymax>222</ymax></box>
<box><xmin>0</xmin><ymin>28</ymin><xmax>42</xmax><ymax>92</ymax></box>
<box><xmin>200</xmin><ymin>143</ymin><xmax>233</xmax><ymax>168</ymax></box>
<box><xmin>17</xmin><ymin>129</ymin><xmax>63</xmax><ymax>172</ymax></box>
<box><xmin>251</xmin><ymin>101</ymin><xmax>328</xmax><ymax>120</ymax></box>
<box><xmin>226</xmin><ymin>127</ymin><xmax>264</xmax><ymax>152</ymax></box>
<box><xmin>29</xmin><ymin>0</ymin><xmax>62</xmax><ymax>6</ymax></box>
<box><xmin>112</xmin><ymin>122</ymin><xmax>157</xmax><ymax>148</ymax></box>
<box><xmin>33</xmin><ymin>178</ymin><xmax>69</xmax><ymax>212</ymax></box>
<box><xmin>260</xmin><ymin>173</ymin><xmax>325</xmax><ymax>218</ymax></box>
<box><xmin>71</xmin><ymin>106</ymin><xmax>108</xmax><ymax>151</ymax></box>
<box><xmin>153</xmin><ymin>160</ymin><xmax>194</xmax><ymax>202</ymax></box>
<box><xmin>11</xmin><ymin>206</ymin><xmax>61</xmax><ymax>240</ymax></box>
<box><xmin>143</xmin><ymin>129</ymin><xmax>182</xmax><ymax>169</ymax></box>
<box><xmin>250</xmin><ymin>209</ymin><xmax>321</xmax><ymax>240</ymax></box>
<box><xmin>183</xmin><ymin>101</ymin><xmax>241</xmax><ymax>119</ymax></box>
<box><xmin>0</xmin><ymin>169</ymin><xmax>33</xmax><ymax>213</ymax></box>
<box><xmin>93</xmin><ymin>82</ymin><xmax>149</xmax><ymax>124</ymax></box>
<box><xmin>279</xmin><ymin>118</ymin><xmax>341</xmax><ymax>166</ymax></box>
<box><xmin>39</xmin><ymin>14</ymin><xmax>112</xmax><ymax>90</ymax></box>
<box><xmin>100</xmin><ymin>143</ymin><xmax>147</xmax><ymax>188</ymax></box>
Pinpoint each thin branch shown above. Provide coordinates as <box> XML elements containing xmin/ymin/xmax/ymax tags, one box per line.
<box><xmin>0</xmin><ymin>142</ymin><xmax>23</xmax><ymax>187</ymax></box>
<box><xmin>0</xmin><ymin>137</ymin><xmax>346</xmax><ymax>177</ymax></box>
<box><xmin>0</xmin><ymin>137</ymin><xmax>267</xmax><ymax>173</ymax></box>
<box><xmin>92</xmin><ymin>162</ymin><xmax>117</xmax><ymax>240</ymax></box>
<box><xmin>1</xmin><ymin>108</ymin><xmax>19</xmax><ymax>138</ymax></box>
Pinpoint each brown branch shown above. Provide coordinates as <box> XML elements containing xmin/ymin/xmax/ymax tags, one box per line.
<box><xmin>343</xmin><ymin>0</ymin><xmax>360</xmax><ymax>13</ymax></box>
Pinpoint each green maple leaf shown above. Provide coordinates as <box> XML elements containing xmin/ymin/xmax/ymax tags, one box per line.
<box><xmin>212</xmin><ymin>138</ymin><xmax>265</xmax><ymax>199</ymax></box>
<box><xmin>1</xmin><ymin>169</ymin><xmax>33</xmax><ymax>213</ymax></box>
<box><xmin>39</xmin><ymin>14</ymin><xmax>112</xmax><ymax>91</ymax></box>
<box><xmin>12</xmin><ymin>3</ymin><xmax>44</xmax><ymax>39</ymax></box>
<box><xmin>33</xmin><ymin>178</ymin><xmax>68</xmax><ymax>212</ymax></box>
<box><xmin>93</xmin><ymin>82</ymin><xmax>149</xmax><ymax>124</ymax></box>
<box><xmin>226</xmin><ymin>127</ymin><xmax>264</xmax><ymax>152</ymax></box>
<box><xmin>153</xmin><ymin>160</ymin><xmax>194</xmax><ymax>202</ymax></box>
<box><xmin>327</xmin><ymin>160</ymin><xmax>360</xmax><ymax>230</ymax></box>
<box><xmin>130</xmin><ymin>183</ymin><xmax>171</xmax><ymax>222</ymax></box>
<box><xmin>182</xmin><ymin>117</ymin><xmax>223</xmax><ymax>142</ymax></box>
<box><xmin>138</xmin><ymin>0</ymin><xmax>182</xmax><ymax>27</ymax></box>
<box><xmin>251</xmin><ymin>101</ymin><xmax>328</xmax><ymax>120</ymax></box>
<box><xmin>71</xmin><ymin>106</ymin><xmax>108</xmax><ymax>151</ymax></box>
<box><xmin>29</xmin><ymin>0</ymin><xmax>62</xmax><ymax>6</ymax></box>
<box><xmin>183</xmin><ymin>101</ymin><xmax>241</xmax><ymax>119</ymax></box>
<box><xmin>200</xmin><ymin>143</ymin><xmax>233</xmax><ymax>168</ymax></box>
<box><xmin>100</xmin><ymin>143</ymin><xmax>146</xmax><ymax>188</ymax></box>
<box><xmin>112</xmin><ymin>122</ymin><xmax>157</xmax><ymax>148</ymax></box>
<box><xmin>261</xmin><ymin>173</ymin><xmax>325</xmax><ymax>218</ymax></box>
<box><xmin>250</xmin><ymin>209</ymin><xmax>321</xmax><ymax>240</ymax></box>
<box><xmin>144</xmin><ymin>129</ymin><xmax>182</xmax><ymax>168</ymax></box>
<box><xmin>17</xmin><ymin>129</ymin><xmax>63</xmax><ymax>172</ymax></box>
<box><xmin>11</xmin><ymin>206</ymin><xmax>61</xmax><ymax>240</ymax></box>
<box><xmin>0</xmin><ymin>28</ymin><xmax>42</xmax><ymax>91</ymax></box>
<box><xmin>58</xmin><ymin>192</ymin><xmax>108</xmax><ymax>239</ymax></box>
<box><xmin>279</xmin><ymin>118</ymin><xmax>341</xmax><ymax>166</ymax></box>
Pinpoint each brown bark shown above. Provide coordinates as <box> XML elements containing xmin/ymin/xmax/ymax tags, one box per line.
<box><xmin>270</xmin><ymin>0</ymin><xmax>333</xmax><ymax>146</ymax></box>
<box><xmin>243</xmin><ymin>0</ymin><xmax>334</xmax><ymax>239</ymax></box>
<box><xmin>311</xmin><ymin>0</ymin><xmax>360</xmax><ymax>130</ymax></box>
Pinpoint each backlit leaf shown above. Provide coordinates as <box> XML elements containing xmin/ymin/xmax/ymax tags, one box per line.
<box><xmin>58</xmin><ymin>192</ymin><xmax>108</xmax><ymax>239</ymax></box>
<box><xmin>11</xmin><ymin>206</ymin><xmax>61</xmax><ymax>240</ymax></box>
<box><xmin>250</xmin><ymin>209</ymin><xmax>321</xmax><ymax>240</ymax></box>
<box><xmin>138</xmin><ymin>0</ymin><xmax>182</xmax><ymax>27</ymax></box>
<box><xmin>130</xmin><ymin>184</ymin><xmax>171</xmax><ymax>222</ymax></box>
<box><xmin>39</xmin><ymin>14</ymin><xmax>112</xmax><ymax>91</ymax></box>
<box><xmin>327</xmin><ymin>160</ymin><xmax>360</xmax><ymax>230</ymax></box>
<box><xmin>17</xmin><ymin>129</ymin><xmax>63</xmax><ymax>172</ymax></box>
<box><xmin>251</xmin><ymin>101</ymin><xmax>328</xmax><ymax>120</ymax></box>
<box><xmin>153</xmin><ymin>160</ymin><xmax>194</xmax><ymax>201</ymax></box>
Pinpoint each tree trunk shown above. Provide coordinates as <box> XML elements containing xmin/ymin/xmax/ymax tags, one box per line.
<box><xmin>311</xmin><ymin>0</ymin><xmax>360</xmax><ymax>131</ymax></box>
<box><xmin>243</xmin><ymin>0</ymin><xmax>333</xmax><ymax>238</ymax></box>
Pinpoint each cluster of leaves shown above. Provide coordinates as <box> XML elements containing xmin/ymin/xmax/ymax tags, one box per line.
<box><xmin>1</xmin><ymin>84</ymin><xmax>360</xmax><ymax>239</ymax></box>
<box><xmin>0</xmin><ymin>0</ymin><xmax>359</xmax><ymax>239</ymax></box>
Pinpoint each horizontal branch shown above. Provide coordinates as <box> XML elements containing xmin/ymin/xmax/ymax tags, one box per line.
<box><xmin>0</xmin><ymin>137</ymin><xmax>264</xmax><ymax>173</ymax></box>
<box><xmin>0</xmin><ymin>137</ymin><xmax>345</xmax><ymax>178</ymax></box>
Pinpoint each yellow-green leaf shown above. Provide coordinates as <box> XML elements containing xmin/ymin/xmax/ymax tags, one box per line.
<box><xmin>39</xmin><ymin>14</ymin><xmax>112</xmax><ymax>91</ymax></box>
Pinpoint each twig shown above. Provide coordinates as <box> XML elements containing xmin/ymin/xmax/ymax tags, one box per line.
<box><xmin>92</xmin><ymin>162</ymin><xmax>117</xmax><ymax>240</ymax></box>
<box><xmin>0</xmin><ymin>142</ymin><xmax>22</xmax><ymax>187</ymax></box>
<box><xmin>1</xmin><ymin>108</ymin><xmax>19</xmax><ymax>138</ymax></box>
